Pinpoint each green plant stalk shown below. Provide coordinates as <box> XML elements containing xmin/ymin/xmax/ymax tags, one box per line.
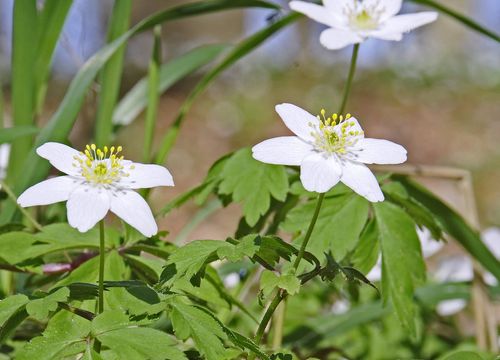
<box><xmin>94</xmin><ymin>0</ymin><xmax>132</xmax><ymax>147</ymax></box>
<box><xmin>7</xmin><ymin>0</ymin><xmax>37</xmax><ymax>182</ymax></box>
<box><xmin>249</xmin><ymin>43</ymin><xmax>361</xmax><ymax>355</ymax></box>
<box><xmin>143</xmin><ymin>25</ymin><xmax>162</xmax><ymax>162</ymax></box>
<box><xmin>338</xmin><ymin>43</ymin><xmax>359</xmax><ymax>115</ymax></box>
<box><xmin>292</xmin><ymin>193</ymin><xmax>324</xmax><ymax>270</ymax></box>
<box><xmin>94</xmin><ymin>220</ymin><xmax>105</xmax><ymax>352</ymax></box>
<box><xmin>34</xmin><ymin>0</ymin><xmax>73</xmax><ymax>114</ymax></box>
<box><xmin>98</xmin><ymin>220</ymin><xmax>105</xmax><ymax>314</ymax></box>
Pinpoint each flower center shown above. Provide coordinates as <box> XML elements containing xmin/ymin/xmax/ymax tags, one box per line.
<box><xmin>344</xmin><ymin>1</ymin><xmax>383</xmax><ymax>30</ymax></box>
<box><xmin>309</xmin><ymin>110</ymin><xmax>363</xmax><ymax>155</ymax></box>
<box><xmin>73</xmin><ymin>144</ymin><xmax>134</xmax><ymax>185</ymax></box>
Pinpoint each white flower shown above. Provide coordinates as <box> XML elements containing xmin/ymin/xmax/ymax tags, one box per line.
<box><xmin>0</xmin><ymin>144</ymin><xmax>10</xmax><ymax>180</ymax></box>
<box><xmin>289</xmin><ymin>0</ymin><xmax>438</xmax><ymax>50</ymax></box>
<box><xmin>252</xmin><ymin>103</ymin><xmax>407</xmax><ymax>201</ymax></box>
<box><xmin>17</xmin><ymin>142</ymin><xmax>174</xmax><ymax>237</ymax></box>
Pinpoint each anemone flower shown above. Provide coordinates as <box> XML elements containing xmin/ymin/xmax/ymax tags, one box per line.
<box><xmin>290</xmin><ymin>0</ymin><xmax>438</xmax><ymax>50</ymax></box>
<box><xmin>252</xmin><ymin>103</ymin><xmax>407</xmax><ymax>201</ymax></box>
<box><xmin>18</xmin><ymin>142</ymin><xmax>174</xmax><ymax>237</ymax></box>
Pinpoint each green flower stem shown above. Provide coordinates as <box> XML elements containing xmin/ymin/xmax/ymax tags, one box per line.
<box><xmin>98</xmin><ymin>220</ymin><xmax>105</xmax><ymax>314</ymax></box>
<box><xmin>249</xmin><ymin>44</ymin><xmax>361</xmax><ymax>356</ymax></box>
<box><xmin>292</xmin><ymin>193</ymin><xmax>325</xmax><ymax>271</ymax></box>
<box><xmin>253</xmin><ymin>289</ymin><xmax>287</xmax><ymax>346</ymax></box>
<box><xmin>338</xmin><ymin>43</ymin><xmax>359</xmax><ymax>115</ymax></box>
<box><xmin>94</xmin><ymin>220</ymin><xmax>106</xmax><ymax>353</ymax></box>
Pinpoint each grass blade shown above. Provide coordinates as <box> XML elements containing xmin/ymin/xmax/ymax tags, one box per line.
<box><xmin>154</xmin><ymin>12</ymin><xmax>301</xmax><ymax>164</ymax></box>
<box><xmin>410</xmin><ymin>0</ymin><xmax>500</xmax><ymax>42</ymax></box>
<box><xmin>0</xmin><ymin>0</ymin><xmax>281</xmax><ymax>224</ymax></box>
<box><xmin>34</xmin><ymin>0</ymin><xmax>73</xmax><ymax>114</ymax></box>
<box><xmin>94</xmin><ymin>0</ymin><xmax>133</xmax><ymax>147</ymax></box>
<box><xmin>394</xmin><ymin>175</ymin><xmax>500</xmax><ymax>282</ymax></box>
<box><xmin>0</xmin><ymin>127</ymin><xmax>39</xmax><ymax>145</ymax></box>
<box><xmin>7</xmin><ymin>0</ymin><xmax>38</xmax><ymax>181</ymax></box>
<box><xmin>143</xmin><ymin>25</ymin><xmax>162</xmax><ymax>162</ymax></box>
<box><xmin>113</xmin><ymin>44</ymin><xmax>228</xmax><ymax>126</ymax></box>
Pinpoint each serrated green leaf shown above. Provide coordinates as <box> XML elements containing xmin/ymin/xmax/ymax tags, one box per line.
<box><xmin>161</xmin><ymin>240</ymin><xmax>224</xmax><ymax>286</ymax></box>
<box><xmin>26</xmin><ymin>287</ymin><xmax>69</xmax><ymax>321</ymax></box>
<box><xmin>282</xmin><ymin>193</ymin><xmax>369</xmax><ymax>260</ymax></box>
<box><xmin>217</xmin><ymin>234</ymin><xmax>260</xmax><ymax>262</ymax></box>
<box><xmin>91</xmin><ymin>310</ymin><xmax>131</xmax><ymax>334</ymax></box>
<box><xmin>0</xmin><ymin>294</ymin><xmax>29</xmax><ymax>324</ymax></box>
<box><xmin>98</xmin><ymin>327</ymin><xmax>187</xmax><ymax>360</ymax></box>
<box><xmin>16</xmin><ymin>311</ymin><xmax>90</xmax><ymax>360</ymax></box>
<box><xmin>260</xmin><ymin>270</ymin><xmax>300</xmax><ymax>296</ymax></box>
<box><xmin>218</xmin><ymin>148</ymin><xmax>288</xmax><ymax>226</ymax></box>
<box><xmin>374</xmin><ymin>201</ymin><xmax>426</xmax><ymax>339</ymax></box>
<box><xmin>171</xmin><ymin>301</ymin><xmax>228</xmax><ymax>360</ymax></box>
<box><xmin>351</xmin><ymin>219</ymin><xmax>380</xmax><ymax>275</ymax></box>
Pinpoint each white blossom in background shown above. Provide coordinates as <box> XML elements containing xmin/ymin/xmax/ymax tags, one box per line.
<box><xmin>481</xmin><ymin>227</ymin><xmax>500</xmax><ymax>286</ymax></box>
<box><xmin>289</xmin><ymin>0</ymin><xmax>438</xmax><ymax>50</ymax></box>
<box><xmin>367</xmin><ymin>226</ymin><xmax>443</xmax><ymax>282</ymax></box>
<box><xmin>17</xmin><ymin>142</ymin><xmax>174</xmax><ymax>237</ymax></box>
<box><xmin>434</xmin><ymin>255</ymin><xmax>474</xmax><ymax>316</ymax></box>
<box><xmin>252</xmin><ymin>103</ymin><xmax>407</xmax><ymax>201</ymax></box>
<box><xmin>0</xmin><ymin>144</ymin><xmax>10</xmax><ymax>180</ymax></box>
<box><xmin>223</xmin><ymin>272</ymin><xmax>241</xmax><ymax>289</ymax></box>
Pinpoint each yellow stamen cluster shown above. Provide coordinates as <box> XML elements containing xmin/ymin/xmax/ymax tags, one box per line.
<box><xmin>73</xmin><ymin>144</ymin><xmax>134</xmax><ymax>185</ymax></box>
<box><xmin>344</xmin><ymin>1</ymin><xmax>383</xmax><ymax>30</ymax></box>
<box><xmin>309</xmin><ymin>110</ymin><xmax>363</xmax><ymax>155</ymax></box>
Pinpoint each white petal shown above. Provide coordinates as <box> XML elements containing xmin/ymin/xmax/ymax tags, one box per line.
<box><xmin>483</xmin><ymin>272</ymin><xmax>498</xmax><ymax>287</ymax></box>
<box><xmin>17</xmin><ymin>176</ymin><xmax>79</xmax><ymax>207</ymax></box>
<box><xmin>119</xmin><ymin>163</ymin><xmax>174</xmax><ymax>189</ymax></box>
<box><xmin>481</xmin><ymin>227</ymin><xmax>500</xmax><ymax>258</ymax></box>
<box><xmin>289</xmin><ymin>1</ymin><xmax>340</xmax><ymax>27</ymax></box>
<box><xmin>36</xmin><ymin>142</ymin><xmax>81</xmax><ymax>176</ymax></box>
<box><xmin>366</xmin><ymin>257</ymin><xmax>382</xmax><ymax>282</ymax></box>
<box><xmin>417</xmin><ymin>227</ymin><xmax>443</xmax><ymax>258</ymax></box>
<box><xmin>66</xmin><ymin>185</ymin><xmax>110</xmax><ymax>233</ymax></box>
<box><xmin>319</xmin><ymin>28</ymin><xmax>363</xmax><ymax>50</ymax></box>
<box><xmin>367</xmin><ymin>29</ymin><xmax>403</xmax><ymax>41</ymax></box>
<box><xmin>323</xmin><ymin>0</ymin><xmax>354</xmax><ymax>16</ymax></box>
<box><xmin>252</xmin><ymin>136</ymin><xmax>313</xmax><ymax>166</ymax></box>
<box><xmin>300</xmin><ymin>153</ymin><xmax>341</xmax><ymax>193</ymax></box>
<box><xmin>437</xmin><ymin>299</ymin><xmax>467</xmax><ymax>316</ymax></box>
<box><xmin>351</xmin><ymin>138</ymin><xmax>407</xmax><ymax>164</ymax></box>
<box><xmin>434</xmin><ymin>256</ymin><xmax>473</xmax><ymax>282</ymax></box>
<box><xmin>364</xmin><ymin>0</ymin><xmax>402</xmax><ymax>22</ymax></box>
<box><xmin>375</xmin><ymin>12</ymin><xmax>438</xmax><ymax>38</ymax></box>
<box><xmin>340</xmin><ymin>161</ymin><xmax>383</xmax><ymax>202</ymax></box>
<box><xmin>275</xmin><ymin>103</ymin><xmax>320</xmax><ymax>142</ymax></box>
<box><xmin>110</xmin><ymin>190</ymin><xmax>157</xmax><ymax>237</ymax></box>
